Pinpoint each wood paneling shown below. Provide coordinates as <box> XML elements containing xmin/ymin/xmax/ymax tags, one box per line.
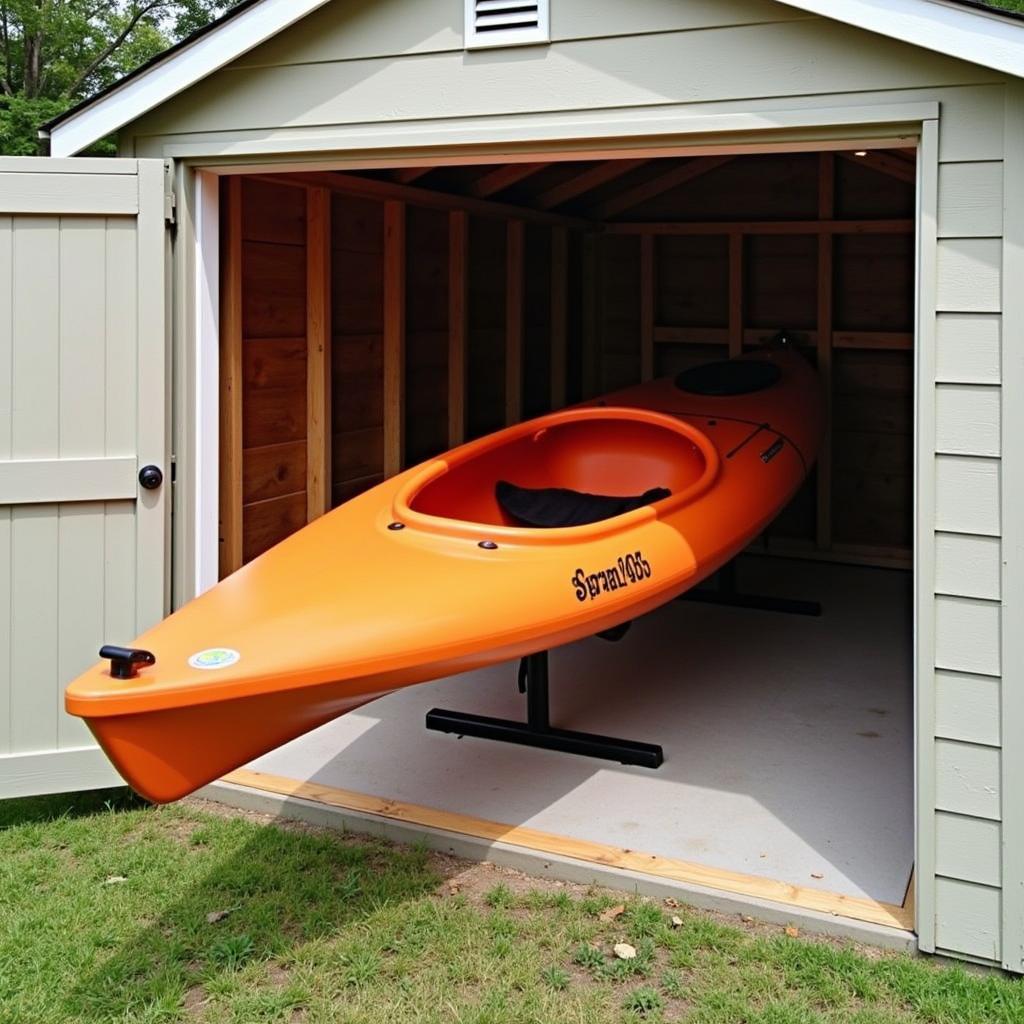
<box><xmin>522</xmin><ymin>223</ymin><xmax>553</xmax><ymax>419</ymax></box>
<box><xmin>332</xmin><ymin>194</ymin><xmax>384</xmax><ymax>503</ymax></box>
<box><xmin>242</xmin><ymin>441</ymin><xmax>307</xmax><ymax>505</ymax></box>
<box><xmin>243</xmin><ymin>491</ymin><xmax>307</xmax><ymax>564</ymax></box>
<box><xmin>612</xmin><ymin>153</ymin><xmax>918</xmax><ymax>566</ymax></box>
<box><xmin>468</xmin><ymin>217</ymin><xmax>507</xmax><ymax>439</ymax></box>
<box><xmin>383</xmin><ymin>201</ymin><xmax>406</xmax><ymax>476</ymax></box>
<box><xmin>550</xmin><ymin>226</ymin><xmax>568</xmax><ymax>408</ymax></box>
<box><xmin>505</xmin><ymin>220</ymin><xmax>524</xmax><ymax>425</ymax></box>
<box><xmin>405</xmin><ymin>206</ymin><xmax>449</xmax><ymax>464</ymax></box>
<box><xmin>448</xmin><ymin>210</ymin><xmax>468</xmax><ymax>446</ymax></box>
<box><xmin>241</xmin><ymin>337</ymin><xmax>307</xmax><ymax>449</ymax></box>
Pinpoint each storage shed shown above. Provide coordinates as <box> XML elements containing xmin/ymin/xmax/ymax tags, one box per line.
<box><xmin>2</xmin><ymin>0</ymin><xmax>1023</xmax><ymax>973</ymax></box>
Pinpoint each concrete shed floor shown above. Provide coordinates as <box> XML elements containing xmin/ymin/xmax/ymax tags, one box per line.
<box><xmin>246</xmin><ymin>557</ymin><xmax>914</xmax><ymax>908</ymax></box>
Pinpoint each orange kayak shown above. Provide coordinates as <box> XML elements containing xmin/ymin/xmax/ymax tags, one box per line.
<box><xmin>66</xmin><ymin>347</ymin><xmax>822</xmax><ymax>802</ymax></box>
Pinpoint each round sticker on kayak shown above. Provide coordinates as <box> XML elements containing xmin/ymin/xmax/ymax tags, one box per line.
<box><xmin>188</xmin><ymin>648</ymin><xmax>240</xmax><ymax>671</ymax></box>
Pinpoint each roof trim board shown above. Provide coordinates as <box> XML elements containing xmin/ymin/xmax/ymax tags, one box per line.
<box><xmin>45</xmin><ymin>0</ymin><xmax>334</xmax><ymax>157</ymax></box>
<box><xmin>44</xmin><ymin>0</ymin><xmax>1024</xmax><ymax>157</ymax></box>
<box><xmin>777</xmin><ymin>0</ymin><xmax>1024</xmax><ymax>79</ymax></box>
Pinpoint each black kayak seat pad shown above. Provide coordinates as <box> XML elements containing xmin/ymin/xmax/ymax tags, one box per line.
<box><xmin>495</xmin><ymin>479</ymin><xmax>672</xmax><ymax>529</ymax></box>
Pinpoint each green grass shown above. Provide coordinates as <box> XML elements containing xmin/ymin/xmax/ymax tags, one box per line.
<box><xmin>1</xmin><ymin>791</ymin><xmax>1022</xmax><ymax>1023</ymax></box>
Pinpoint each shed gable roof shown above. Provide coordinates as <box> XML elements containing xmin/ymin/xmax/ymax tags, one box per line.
<box><xmin>44</xmin><ymin>0</ymin><xmax>1024</xmax><ymax>157</ymax></box>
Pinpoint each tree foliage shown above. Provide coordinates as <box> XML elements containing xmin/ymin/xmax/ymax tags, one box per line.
<box><xmin>0</xmin><ymin>1</ymin><xmax>239</xmax><ymax>155</ymax></box>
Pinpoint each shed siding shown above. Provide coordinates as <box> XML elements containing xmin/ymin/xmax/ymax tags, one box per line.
<box><xmin>121</xmin><ymin>0</ymin><xmax>1016</xmax><ymax>967</ymax></box>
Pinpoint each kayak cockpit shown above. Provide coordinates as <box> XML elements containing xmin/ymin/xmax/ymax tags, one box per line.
<box><xmin>393</xmin><ymin>407</ymin><xmax>719</xmax><ymax>543</ymax></box>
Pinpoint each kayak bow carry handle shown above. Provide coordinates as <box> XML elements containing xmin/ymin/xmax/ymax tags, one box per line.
<box><xmin>100</xmin><ymin>645</ymin><xmax>156</xmax><ymax>680</ymax></box>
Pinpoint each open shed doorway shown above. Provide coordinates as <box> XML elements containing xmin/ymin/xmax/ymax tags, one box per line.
<box><xmin>214</xmin><ymin>146</ymin><xmax>917</xmax><ymax>931</ymax></box>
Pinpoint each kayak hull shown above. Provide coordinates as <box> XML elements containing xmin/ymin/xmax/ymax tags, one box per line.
<box><xmin>67</xmin><ymin>348</ymin><xmax>822</xmax><ymax>802</ymax></box>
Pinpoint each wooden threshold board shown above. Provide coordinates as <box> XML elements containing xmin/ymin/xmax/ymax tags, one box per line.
<box><xmin>223</xmin><ymin>768</ymin><xmax>914</xmax><ymax>932</ymax></box>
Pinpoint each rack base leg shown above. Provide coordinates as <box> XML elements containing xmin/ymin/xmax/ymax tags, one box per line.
<box><xmin>426</xmin><ymin>649</ymin><xmax>664</xmax><ymax>769</ymax></box>
<box><xmin>425</xmin><ymin>708</ymin><xmax>664</xmax><ymax>768</ymax></box>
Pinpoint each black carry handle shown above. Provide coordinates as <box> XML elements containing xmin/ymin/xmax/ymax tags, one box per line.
<box><xmin>99</xmin><ymin>645</ymin><xmax>156</xmax><ymax>680</ymax></box>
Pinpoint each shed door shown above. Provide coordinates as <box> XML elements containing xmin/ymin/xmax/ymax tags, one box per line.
<box><xmin>0</xmin><ymin>158</ymin><xmax>169</xmax><ymax>798</ymax></box>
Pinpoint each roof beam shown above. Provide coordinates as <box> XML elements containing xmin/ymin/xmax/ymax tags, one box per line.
<box><xmin>590</xmin><ymin>156</ymin><xmax>735</xmax><ymax>220</ymax></box>
<box><xmin>468</xmin><ymin>162</ymin><xmax>549</xmax><ymax>198</ymax></box>
<box><xmin>837</xmin><ymin>150</ymin><xmax>916</xmax><ymax>184</ymax></box>
<box><xmin>252</xmin><ymin>170</ymin><xmax>595</xmax><ymax>230</ymax></box>
<box><xmin>392</xmin><ymin>167</ymin><xmax>432</xmax><ymax>184</ymax></box>
<box><xmin>533</xmin><ymin>158</ymin><xmax>649</xmax><ymax>210</ymax></box>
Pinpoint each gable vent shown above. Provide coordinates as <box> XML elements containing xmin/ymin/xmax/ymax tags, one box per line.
<box><xmin>465</xmin><ymin>0</ymin><xmax>550</xmax><ymax>49</ymax></box>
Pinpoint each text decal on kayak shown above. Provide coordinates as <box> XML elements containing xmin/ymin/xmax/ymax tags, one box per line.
<box><xmin>572</xmin><ymin>552</ymin><xmax>652</xmax><ymax>602</ymax></box>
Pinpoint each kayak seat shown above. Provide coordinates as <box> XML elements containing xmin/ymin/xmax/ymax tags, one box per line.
<box><xmin>676</xmin><ymin>358</ymin><xmax>781</xmax><ymax>396</ymax></box>
<box><xmin>495</xmin><ymin>480</ymin><xmax>671</xmax><ymax>529</ymax></box>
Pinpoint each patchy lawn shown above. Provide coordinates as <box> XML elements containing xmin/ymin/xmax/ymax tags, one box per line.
<box><xmin>0</xmin><ymin>791</ymin><xmax>1020</xmax><ymax>1023</ymax></box>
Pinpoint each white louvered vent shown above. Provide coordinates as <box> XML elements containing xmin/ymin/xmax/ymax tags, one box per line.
<box><xmin>465</xmin><ymin>0</ymin><xmax>550</xmax><ymax>49</ymax></box>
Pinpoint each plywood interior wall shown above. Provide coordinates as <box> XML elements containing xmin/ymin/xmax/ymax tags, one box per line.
<box><xmin>219</xmin><ymin>149</ymin><xmax>914</xmax><ymax>574</ymax></box>
<box><xmin>591</xmin><ymin>151</ymin><xmax>915</xmax><ymax>566</ymax></box>
<box><xmin>220</xmin><ymin>175</ymin><xmax>573</xmax><ymax>569</ymax></box>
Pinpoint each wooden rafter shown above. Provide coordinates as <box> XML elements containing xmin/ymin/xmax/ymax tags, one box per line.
<box><xmin>469</xmin><ymin>162</ymin><xmax>549</xmax><ymax>198</ymax></box>
<box><xmin>837</xmin><ymin>150</ymin><xmax>916</xmax><ymax>184</ymax></box>
<box><xmin>533</xmin><ymin>158</ymin><xmax>648</xmax><ymax>210</ymax></box>
<box><xmin>392</xmin><ymin>167</ymin><xmax>431</xmax><ymax>184</ymax></box>
<box><xmin>604</xmin><ymin>218</ymin><xmax>914</xmax><ymax>236</ymax></box>
<box><xmin>591</xmin><ymin>156</ymin><xmax>735</xmax><ymax>220</ymax></box>
<box><xmin>252</xmin><ymin>171</ymin><xmax>593</xmax><ymax>230</ymax></box>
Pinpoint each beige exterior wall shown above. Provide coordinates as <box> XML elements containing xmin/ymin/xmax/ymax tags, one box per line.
<box><xmin>114</xmin><ymin>0</ymin><xmax>1020</xmax><ymax>969</ymax></box>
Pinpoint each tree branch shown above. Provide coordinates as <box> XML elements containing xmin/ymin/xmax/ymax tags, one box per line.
<box><xmin>66</xmin><ymin>0</ymin><xmax>170</xmax><ymax>98</ymax></box>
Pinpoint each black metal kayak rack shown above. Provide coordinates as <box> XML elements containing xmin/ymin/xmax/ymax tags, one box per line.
<box><xmin>425</xmin><ymin>558</ymin><xmax>820</xmax><ymax>768</ymax></box>
<box><xmin>425</xmin><ymin>647</ymin><xmax>665</xmax><ymax>769</ymax></box>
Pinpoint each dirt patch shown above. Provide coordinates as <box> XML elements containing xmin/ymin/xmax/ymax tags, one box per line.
<box><xmin>182</xmin><ymin>984</ymin><xmax>207</xmax><ymax>1019</ymax></box>
<box><xmin>266</xmin><ymin>962</ymin><xmax>292</xmax><ymax>987</ymax></box>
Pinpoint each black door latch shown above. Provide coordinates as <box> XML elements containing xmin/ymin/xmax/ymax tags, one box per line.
<box><xmin>99</xmin><ymin>645</ymin><xmax>156</xmax><ymax>679</ymax></box>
